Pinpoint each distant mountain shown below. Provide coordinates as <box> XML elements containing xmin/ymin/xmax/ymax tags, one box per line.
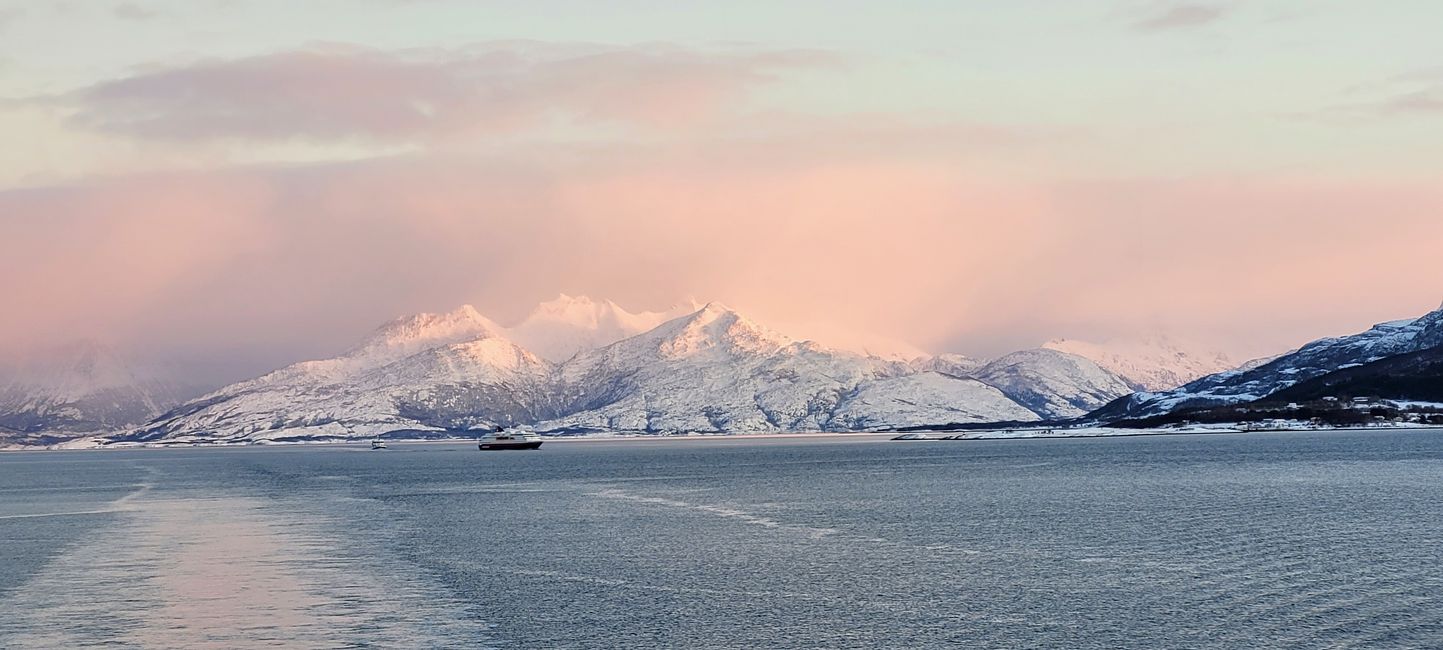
<box><xmin>345</xmin><ymin>304</ymin><xmax>503</xmax><ymax>367</ymax></box>
<box><xmin>507</xmin><ymin>294</ymin><xmax>700</xmax><ymax>363</ymax></box>
<box><xmin>542</xmin><ymin>303</ymin><xmax>1037</xmax><ymax>433</ymax></box>
<box><xmin>909</xmin><ymin>353</ymin><xmax>983</xmax><ymax>378</ymax></box>
<box><xmin>115</xmin><ymin>302</ymin><xmax>1048</xmax><ymax>443</ymax></box>
<box><xmin>6</xmin><ymin>295</ymin><xmax>1295</xmax><ymax>445</ymax></box>
<box><xmin>1092</xmin><ymin>304</ymin><xmax>1443</xmax><ymax>422</ymax></box>
<box><xmin>130</xmin><ymin>306</ymin><xmax>555</xmax><ymax>443</ymax></box>
<box><xmin>0</xmin><ymin>342</ymin><xmax>187</xmax><ymax>444</ymax></box>
<box><xmin>1043</xmin><ymin>336</ymin><xmax>1235</xmax><ymax>392</ymax></box>
<box><xmin>904</xmin><ymin>336</ymin><xmax>1229</xmax><ymax>420</ymax></box>
<box><xmin>828</xmin><ymin>372</ymin><xmax>1039</xmax><ymax>430</ymax></box>
<box><xmin>969</xmin><ymin>348</ymin><xmax>1136</xmax><ymax>419</ymax></box>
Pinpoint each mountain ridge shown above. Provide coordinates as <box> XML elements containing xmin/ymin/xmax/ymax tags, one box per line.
<box><xmin>4</xmin><ymin>296</ymin><xmax>1268</xmax><ymax>446</ymax></box>
<box><xmin>970</xmin><ymin>348</ymin><xmax>1135</xmax><ymax>419</ymax></box>
<box><xmin>1090</xmin><ymin>304</ymin><xmax>1443</xmax><ymax>423</ymax></box>
<box><xmin>1043</xmin><ymin>335</ymin><xmax>1235</xmax><ymax>392</ymax></box>
<box><xmin>111</xmin><ymin>301</ymin><xmax>1097</xmax><ymax>443</ymax></box>
<box><xmin>0</xmin><ymin>342</ymin><xmax>189</xmax><ymax>444</ymax></box>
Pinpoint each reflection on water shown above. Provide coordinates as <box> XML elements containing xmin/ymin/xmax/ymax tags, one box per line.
<box><xmin>0</xmin><ymin>488</ymin><xmax>492</xmax><ymax>648</ymax></box>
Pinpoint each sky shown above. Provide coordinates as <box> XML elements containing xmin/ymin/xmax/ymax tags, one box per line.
<box><xmin>1</xmin><ymin>0</ymin><xmax>1441</xmax><ymax>384</ymax></box>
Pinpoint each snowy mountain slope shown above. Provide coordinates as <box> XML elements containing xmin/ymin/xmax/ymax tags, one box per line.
<box><xmin>1043</xmin><ymin>336</ymin><xmax>1236</xmax><ymax>391</ymax></box>
<box><xmin>828</xmin><ymin>372</ymin><xmax>1040</xmax><ymax>430</ymax></box>
<box><xmin>540</xmin><ymin>304</ymin><xmax>1034</xmax><ymax>433</ymax></box>
<box><xmin>342</xmin><ymin>305</ymin><xmax>506</xmax><ymax>371</ymax></box>
<box><xmin>127</xmin><ymin>306</ymin><xmax>555</xmax><ymax>443</ymax></box>
<box><xmin>1413</xmin><ymin>304</ymin><xmax>1443</xmax><ymax>348</ymax></box>
<box><xmin>0</xmin><ymin>342</ymin><xmax>186</xmax><ymax>442</ymax></box>
<box><xmin>122</xmin><ymin>302</ymin><xmax>1042</xmax><ymax>441</ymax></box>
<box><xmin>1258</xmin><ymin>343</ymin><xmax>1443</xmax><ymax>405</ymax></box>
<box><xmin>909</xmin><ymin>353</ymin><xmax>983</xmax><ymax>378</ymax></box>
<box><xmin>70</xmin><ymin>294</ymin><xmax>1282</xmax><ymax>444</ymax></box>
<box><xmin>544</xmin><ymin>303</ymin><xmax>893</xmax><ymax>432</ymax></box>
<box><xmin>1092</xmin><ymin>304</ymin><xmax>1443</xmax><ymax>421</ymax></box>
<box><xmin>507</xmin><ymin>294</ymin><xmax>701</xmax><ymax>362</ymax></box>
<box><xmin>969</xmin><ymin>348</ymin><xmax>1136</xmax><ymax>419</ymax></box>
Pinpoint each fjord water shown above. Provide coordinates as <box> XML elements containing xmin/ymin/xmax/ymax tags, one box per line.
<box><xmin>3</xmin><ymin>432</ymin><xmax>1442</xmax><ymax>648</ymax></box>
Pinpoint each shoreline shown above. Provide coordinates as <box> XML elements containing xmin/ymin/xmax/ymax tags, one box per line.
<box><xmin>7</xmin><ymin>425</ymin><xmax>1443</xmax><ymax>452</ymax></box>
<box><xmin>894</xmin><ymin>424</ymin><xmax>1443</xmax><ymax>442</ymax></box>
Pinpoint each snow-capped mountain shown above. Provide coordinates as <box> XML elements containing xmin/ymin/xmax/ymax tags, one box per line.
<box><xmin>828</xmin><ymin>372</ymin><xmax>1039</xmax><ymax>430</ymax></box>
<box><xmin>344</xmin><ymin>305</ymin><xmax>504</xmax><ymax>369</ymax></box>
<box><xmin>1043</xmin><ymin>336</ymin><xmax>1236</xmax><ymax>391</ymax></box>
<box><xmin>542</xmin><ymin>303</ymin><xmax>1036</xmax><ymax>433</ymax></box>
<box><xmin>969</xmin><ymin>348</ymin><xmax>1136</xmax><ymax>419</ymax></box>
<box><xmin>9</xmin><ymin>295</ymin><xmax>1320</xmax><ymax>445</ymax></box>
<box><xmin>130</xmin><ymin>306</ymin><xmax>555</xmax><ymax>443</ymax></box>
<box><xmin>1092</xmin><ymin>304</ymin><xmax>1443</xmax><ymax>422</ymax></box>
<box><xmin>0</xmin><ymin>342</ymin><xmax>186</xmax><ymax>444</ymax></box>
<box><xmin>116</xmin><ymin>302</ymin><xmax>1049</xmax><ymax>443</ymax></box>
<box><xmin>909</xmin><ymin>353</ymin><xmax>983</xmax><ymax>378</ymax></box>
<box><xmin>506</xmin><ymin>294</ymin><xmax>701</xmax><ymax>362</ymax></box>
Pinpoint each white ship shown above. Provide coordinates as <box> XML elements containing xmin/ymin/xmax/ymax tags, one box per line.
<box><xmin>477</xmin><ymin>427</ymin><xmax>543</xmax><ymax>451</ymax></box>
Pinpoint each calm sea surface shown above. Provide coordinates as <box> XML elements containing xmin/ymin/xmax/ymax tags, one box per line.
<box><xmin>3</xmin><ymin>430</ymin><xmax>1443</xmax><ymax>649</ymax></box>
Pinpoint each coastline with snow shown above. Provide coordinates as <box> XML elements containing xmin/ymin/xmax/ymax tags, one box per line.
<box><xmin>11</xmin><ymin>422</ymin><xmax>1443</xmax><ymax>452</ymax></box>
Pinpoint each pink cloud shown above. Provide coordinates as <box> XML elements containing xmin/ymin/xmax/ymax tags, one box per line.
<box><xmin>47</xmin><ymin>43</ymin><xmax>839</xmax><ymax>142</ymax></box>
<box><xmin>3</xmin><ymin>134</ymin><xmax>1441</xmax><ymax>386</ymax></box>
<box><xmin>1008</xmin><ymin>178</ymin><xmax>1443</xmax><ymax>354</ymax></box>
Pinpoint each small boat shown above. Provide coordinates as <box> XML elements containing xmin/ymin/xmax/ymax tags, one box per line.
<box><xmin>478</xmin><ymin>427</ymin><xmax>543</xmax><ymax>451</ymax></box>
<box><xmin>370</xmin><ymin>438</ymin><xmax>387</xmax><ymax>450</ymax></box>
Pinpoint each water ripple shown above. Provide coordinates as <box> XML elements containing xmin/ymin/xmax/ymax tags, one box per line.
<box><xmin>0</xmin><ymin>488</ymin><xmax>493</xmax><ymax>649</ymax></box>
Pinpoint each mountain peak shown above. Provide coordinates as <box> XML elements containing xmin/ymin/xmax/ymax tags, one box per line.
<box><xmin>696</xmin><ymin>300</ymin><xmax>736</xmax><ymax>317</ymax></box>
<box><xmin>345</xmin><ymin>305</ymin><xmax>506</xmax><ymax>367</ymax></box>
<box><xmin>510</xmin><ymin>295</ymin><xmax>702</xmax><ymax>362</ymax></box>
<box><xmin>391</xmin><ymin>304</ymin><xmax>502</xmax><ymax>337</ymax></box>
<box><xmin>649</xmin><ymin>302</ymin><xmax>790</xmax><ymax>359</ymax></box>
<box><xmin>676</xmin><ymin>302</ymin><xmax>755</xmax><ymax>330</ymax></box>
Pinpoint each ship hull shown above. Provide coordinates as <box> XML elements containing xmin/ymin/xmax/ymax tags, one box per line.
<box><xmin>478</xmin><ymin>440</ymin><xmax>543</xmax><ymax>451</ymax></box>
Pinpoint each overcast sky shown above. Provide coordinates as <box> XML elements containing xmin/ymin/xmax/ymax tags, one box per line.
<box><xmin>1</xmin><ymin>1</ymin><xmax>1440</xmax><ymax>384</ymax></box>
